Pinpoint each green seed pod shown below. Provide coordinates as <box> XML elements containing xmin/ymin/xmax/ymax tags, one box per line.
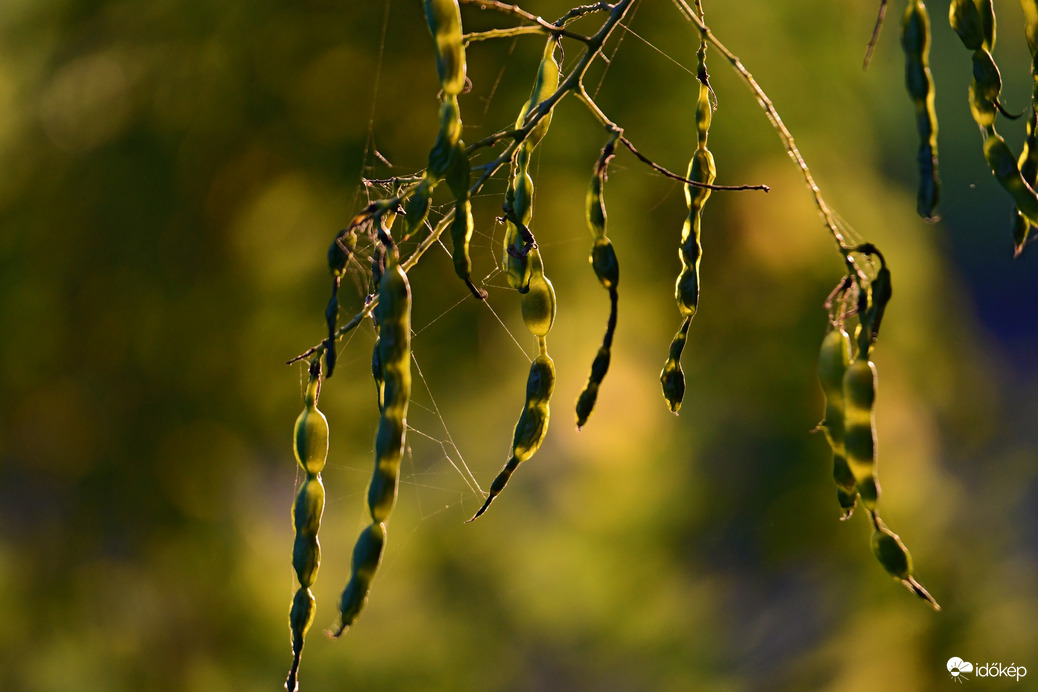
<box><xmin>286</xmin><ymin>587</ymin><xmax>315</xmax><ymax>692</ymax></box>
<box><xmin>576</xmin><ymin>136</ymin><xmax>620</xmax><ymax>429</ymax></box>
<box><xmin>817</xmin><ymin>328</ymin><xmax>857</xmax><ymax>518</ymax></box>
<box><xmin>984</xmin><ymin>133</ymin><xmax>1038</xmax><ymax>227</ymax></box>
<box><xmin>871</xmin><ymin>519</ymin><xmax>941</xmax><ymax>610</ymax></box>
<box><xmin>660</xmin><ymin>317</ymin><xmax>691</xmax><ymax>413</ymax></box>
<box><xmin>294</xmin><ymin>389</ymin><xmax>329</xmax><ymax>477</ymax></box>
<box><xmin>286</xmin><ymin>361</ymin><xmax>327</xmax><ymax>691</ymax></box>
<box><xmin>901</xmin><ymin>0</ymin><xmax>940</xmax><ymax>220</ymax></box>
<box><xmin>428</xmin><ymin>96</ymin><xmax>462</xmax><ymax>179</ymax></box>
<box><xmin>372</xmin><ymin>337</ymin><xmax>384</xmax><ymax>412</ymax></box>
<box><xmin>517</xmin><ymin>41</ymin><xmax>561</xmax><ymax>149</ymax></box>
<box><xmin>403</xmin><ymin>179</ymin><xmax>434</xmax><ymax>236</ymax></box>
<box><xmin>332</xmin><ymin>255</ymin><xmax>411</xmax><ymax>636</ymax></box>
<box><xmin>333</xmin><ymin>522</ymin><xmax>387</xmax><ymax>636</ymax></box>
<box><xmin>501</xmin><ymin>219</ymin><xmax>530</xmax><ymax>291</ymax></box>
<box><xmin>843</xmin><ymin>358</ymin><xmax>881</xmax><ymax>511</ymax></box>
<box><xmin>328</xmin><ymin>230</ymin><xmax>356</xmax><ymax>277</ymax></box>
<box><xmin>591</xmin><ymin>239</ymin><xmax>619</xmax><ymax>289</ymax></box>
<box><xmin>423</xmin><ymin>0</ymin><xmax>466</xmax><ymax>96</ymax></box>
<box><xmin>576</xmin><ymin>346</ymin><xmax>611</xmax><ymax>429</ymax></box>
<box><xmin>520</xmin><ymin>248</ymin><xmax>556</xmax><ymax>338</ymax></box>
<box><xmin>1015</xmin><ymin>5</ymin><xmax>1038</xmax><ymax>255</ymax></box>
<box><xmin>976</xmin><ymin>0</ymin><xmax>995</xmax><ymax>50</ymax></box>
<box><xmin>469</xmin><ymin>354</ymin><xmax>555</xmax><ymax>520</ymax></box>
<box><xmin>451</xmin><ymin>198</ymin><xmax>474</xmax><ymax>282</ymax></box>
<box><xmin>949</xmin><ymin>0</ymin><xmax>984</xmax><ymax>51</ymax></box>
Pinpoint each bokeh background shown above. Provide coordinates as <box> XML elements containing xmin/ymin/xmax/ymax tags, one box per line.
<box><xmin>1</xmin><ymin>1</ymin><xmax>1036</xmax><ymax>690</ymax></box>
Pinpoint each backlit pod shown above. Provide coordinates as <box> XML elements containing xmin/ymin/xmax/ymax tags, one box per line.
<box><xmin>871</xmin><ymin>518</ymin><xmax>941</xmax><ymax>609</ymax></box>
<box><xmin>949</xmin><ymin>0</ymin><xmax>1038</xmax><ymax>225</ymax></box>
<box><xmin>842</xmin><ymin>358</ymin><xmax>881</xmax><ymax>512</ymax></box>
<box><xmin>423</xmin><ymin>0</ymin><xmax>466</xmax><ymax>96</ymax></box>
<box><xmin>817</xmin><ymin>328</ymin><xmax>857</xmax><ymax>518</ymax></box>
<box><xmin>333</xmin><ymin>250</ymin><xmax>412</xmax><ymax>636</ymax></box>
<box><xmin>286</xmin><ymin>362</ymin><xmax>329</xmax><ymax>692</ymax></box>
<box><xmin>901</xmin><ymin>0</ymin><xmax>940</xmax><ymax>219</ymax></box>
<box><xmin>470</xmin><ymin>353</ymin><xmax>556</xmax><ymax>520</ymax></box>
<box><xmin>520</xmin><ymin>247</ymin><xmax>557</xmax><ymax>338</ymax></box>
<box><xmin>660</xmin><ymin>317</ymin><xmax>691</xmax><ymax>413</ymax></box>
<box><xmin>576</xmin><ymin>136</ymin><xmax>620</xmax><ymax>429</ymax></box>
<box><xmin>324</xmin><ymin>229</ymin><xmax>357</xmax><ymax>376</ymax></box>
<box><xmin>984</xmin><ymin>133</ymin><xmax>1038</xmax><ymax>227</ymax></box>
<box><xmin>502</xmin><ymin>41</ymin><xmax>561</xmax><ymax>291</ymax></box>
<box><xmin>661</xmin><ymin>16</ymin><xmax>714</xmax><ymax>413</ymax></box>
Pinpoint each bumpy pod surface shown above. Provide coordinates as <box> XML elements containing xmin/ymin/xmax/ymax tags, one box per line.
<box><xmin>423</xmin><ymin>0</ymin><xmax>466</xmax><ymax>96</ymax></box>
<box><xmin>949</xmin><ymin>0</ymin><xmax>984</xmax><ymax>51</ymax></box>
<box><xmin>842</xmin><ymin>359</ymin><xmax>881</xmax><ymax>511</ymax></box>
<box><xmin>660</xmin><ymin>317</ymin><xmax>691</xmax><ymax>413</ymax></box>
<box><xmin>901</xmin><ymin>0</ymin><xmax>940</xmax><ymax>220</ymax></box>
<box><xmin>470</xmin><ymin>354</ymin><xmax>556</xmax><ymax>520</ymax></box>
<box><xmin>286</xmin><ymin>365</ymin><xmax>328</xmax><ymax>692</ymax></box>
<box><xmin>817</xmin><ymin>328</ymin><xmax>857</xmax><ymax>517</ymax></box>
<box><xmin>334</xmin><ymin>256</ymin><xmax>411</xmax><ymax>636</ymax></box>
<box><xmin>871</xmin><ymin>520</ymin><xmax>940</xmax><ymax>609</ymax></box>
<box><xmin>984</xmin><ymin>133</ymin><xmax>1038</xmax><ymax>227</ymax></box>
<box><xmin>335</xmin><ymin>522</ymin><xmax>387</xmax><ymax>634</ymax></box>
<box><xmin>520</xmin><ymin>248</ymin><xmax>556</xmax><ymax>338</ymax></box>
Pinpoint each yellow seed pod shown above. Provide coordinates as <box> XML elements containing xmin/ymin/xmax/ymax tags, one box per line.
<box><xmin>293</xmin><ymin>405</ymin><xmax>329</xmax><ymax>476</ymax></box>
<box><xmin>333</xmin><ymin>522</ymin><xmax>387</xmax><ymax>636</ymax></box>
<box><xmin>520</xmin><ymin>248</ymin><xmax>556</xmax><ymax>338</ymax></box>
<box><xmin>423</xmin><ymin>0</ymin><xmax>466</xmax><ymax>96</ymax></box>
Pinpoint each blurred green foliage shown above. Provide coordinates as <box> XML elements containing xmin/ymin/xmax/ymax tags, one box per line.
<box><xmin>1</xmin><ymin>1</ymin><xmax>1036</xmax><ymax>690</ymax></box>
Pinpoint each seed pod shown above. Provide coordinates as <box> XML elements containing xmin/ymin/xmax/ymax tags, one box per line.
<box><xmin>428</xmin><ymin>96</ymin><xmax>463</xmax><ymax>179</ymax></box>
<box><xmin>660</xmin><ymin>317</ymin><xmax>691</xmax><ymax>413</ymax></box>
<box><xmin>517</xmin><ymin>41</ymin><xmax>561</xmax><ymax>149</ymax></box>
<box><xmin>949</xmin><ymin>0</ymin><xmax>984</xmax><ymax>51</ymax></box>
<box><xmin>901</xmin><ymin>0</ymin><xmax>940</xmax><ymax>220</ymax></box>
<box><xmin>423</xmin><ymin>0</ymin><xmax>466</xmax><ymax>96</ymax></box>
<box><xmin>286</xmin><ymin>361</ymin><xmax>328</xmax><ymax>692</ymax></box>
<box><xmin>817</xmin><ymin>328</ymin><xmax>857</xmax><ymax>518</ymax></box>
<box><xmin>520</xmin><ymin>248</ymin><xmax>556</xmax><ymax>338</ymax></box>
<box><xmin>333</xmin><ymin>522</ymin><xmax>387</xmax><ymax>635</ymax></box>
<box><xmin>842</xmin><ymin>358</ymin><xmax>881</xmax><ymax>511</ymax></box>
<box><xmin>403</xmin><ymin>178</ymin><xmax>434</xmax><ymax>237</ymax></box>
<box><xmin>576</xmin><ymin>137</ymin><xmax>621</xmax><ymax>428</ymax></box>
<box><xmin>334</xmin><ymin>253</ymin><xmax>411</xmax><ymax>635</ymax></box>
<box><xmin>984</xmin><ymin>132</ymin><xmax>1038</xmax><ymax>227</ymax></box>
<box><xmin>469</xmin><ymin>354</ymin><xmax>556</xmax><ymax>520</ymax></box>
<box><xmin>871</xmin><ymin>519</ymin><xmax>941</xmax><ymax>610</ymax></box>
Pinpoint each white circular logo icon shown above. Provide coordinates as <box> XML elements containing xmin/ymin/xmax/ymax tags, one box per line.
<box><xmin>947</xmin><ymin>657</ymin><xmax>974</xmax><ymax>683</ymax></box>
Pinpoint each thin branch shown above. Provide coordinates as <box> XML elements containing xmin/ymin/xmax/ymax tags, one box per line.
<box><xmin>574</xmin><ymin>86</ymin><xmax>769</xmax><ymax>192</ymax></box>
<box><xmin>459</xmin><ymin>0</ymin><xmax>591</xmax><ymax>43</ymax></box>
<box><xmin>671</xmin><ymin>0</ymin><xmax>853</xmax><ymax>258</ymax></box>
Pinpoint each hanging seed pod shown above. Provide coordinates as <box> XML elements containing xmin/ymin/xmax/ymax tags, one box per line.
<box><xmin>843</xmin><ymin>358</ymin><xmax>881</xmax><ymax>511</ymax></box>
<box><xmin>661</xmin><ymin>3</ymin><xmax>713</xmax><ymax>413</ymax></box>
<box><xmin>286</xmin><ymin>361</ymin><xmax>329</xmax><ymax>692</ymax></box>
<box><xmin>469</xmin><ymin>353</ymin><xmax>556</xmax><ymax>521</ymax></box>
<box><xmin>576</xmin><ymin>136</ymin><xmax>620</xmax><ymax>429</ymax></box>
<box><xmin>817</xmin><ymin>328</ymin><xmax>857</xmax><ymax>518</ymax></box>
<box><xmin>423</xmin><ymin>0</ymin><xmax>466</xmax><ymax>96</ymax></box>
<box><xmin>901</xmin><ymin>0</ymin><xmax>940</xmax><ymax>220</ymax></box>
<box><xmin>984</xmin><ymin>132</ymin><xmax>1038</xmax><ymax>227</ymax></box>
<box><xmin>333</xmin><ymin>251</ymin><xmax>411</xmax><ymax>636</ymax></box>
<box><xmin>871</xmin><ymin>518</ymin><xmax>940</xmax><ymax>610</ymax></box>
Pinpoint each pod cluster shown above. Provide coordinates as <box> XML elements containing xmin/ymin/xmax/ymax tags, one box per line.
<box><xmin>816</xmin><ymin>256</ymin><xmax>938</xmax><ymax>610</ymax></box>
<box><xmin>333</xmin><ymin>248</ymin><xmax>412</xmax><ymax>635</ymax></box>
<box><xmin>286</xmin><ymin>362</ymin><xmax>329</xmax><ymax>692</ymax></box>
<box><xmin>575</xmin><ymin>134</ymin><xmax>621</xmax><ymax>429</ymax></box>
<box><xmin>949</xmin><ymin>0</ymin><xmax>1038</xmax><ymax>251</ymax></box>
<box><xmin>661</xmin><ymin>11</ymin><xmax>714</xmax><ymax>414</ymax></box>
<box><xmin>901</xmin><ymin>0</ymin><xmax>940</xmax><ymax>220</ymax></box>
